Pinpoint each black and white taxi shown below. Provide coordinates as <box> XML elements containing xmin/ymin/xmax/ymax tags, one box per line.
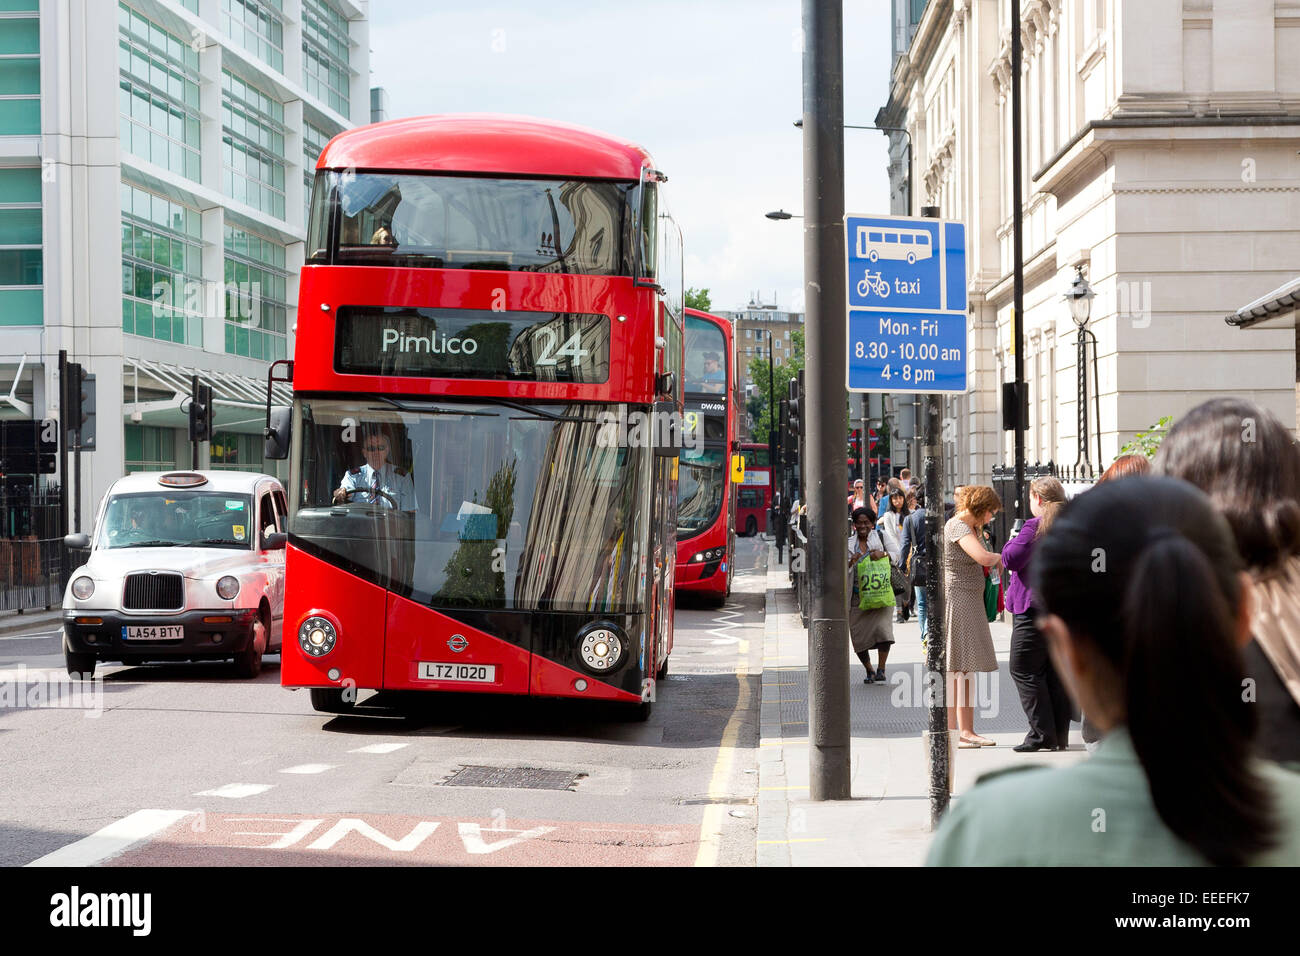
<box><xmin>62</xmin><ymin>471</ymin><xmax>287</xmax><ymax>678</ymax></box>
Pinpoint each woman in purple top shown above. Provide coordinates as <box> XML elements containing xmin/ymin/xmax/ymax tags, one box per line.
<box><xmin>1002</xmin><ymin>476</ymin><xmax>1070</xmax><ymax>752</ymax></box>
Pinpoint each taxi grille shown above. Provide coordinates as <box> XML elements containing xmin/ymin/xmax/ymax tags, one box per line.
<box><xmin>123</xmin><ymin>572</ymin><xmax>184</xmax><ymax>611</ymax></box>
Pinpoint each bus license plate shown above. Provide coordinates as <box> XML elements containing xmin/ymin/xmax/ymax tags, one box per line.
<box><xmin>122</xmin><ymin>624</ymin><xmax>183</xmax><ymax>641</ymax></box>
<box><xmin>417</xmin><ymin>662</ymin><xmax>496</xmax><ymax>683</ymax></box>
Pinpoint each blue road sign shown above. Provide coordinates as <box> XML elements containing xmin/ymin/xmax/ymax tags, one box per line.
<box><xmin>844</xmin><ymin>214</ymin><xmax>967</xmax><ymax>394</ymax></box>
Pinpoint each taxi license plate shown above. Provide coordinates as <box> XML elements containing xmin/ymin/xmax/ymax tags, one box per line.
<box><xmin>122</xmin><ymin>624</ymin><xmax>183</xmax><ymax>641</ymax></box>
<box><xmin>417</xmin><ymin>662</ymin><xmax>496</xmax><ymax>683</ymax></box>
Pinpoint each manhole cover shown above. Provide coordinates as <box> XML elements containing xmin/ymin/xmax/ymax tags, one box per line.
<box><xmin>442</xmin><ymin>766</ymin><xmax>584</xmax><ymax>790</ymax></box>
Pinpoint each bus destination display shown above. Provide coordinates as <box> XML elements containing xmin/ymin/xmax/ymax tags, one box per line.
<box><xmin>335</xmin><ymin>306</ymin><xmax>610</xmax><ymax>382</ymax></box>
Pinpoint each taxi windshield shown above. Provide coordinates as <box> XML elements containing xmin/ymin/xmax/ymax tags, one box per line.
<box><xmin>97</xmin><ymin>491</ymin><xmax>255</xmax><ymax>550</ymax></box>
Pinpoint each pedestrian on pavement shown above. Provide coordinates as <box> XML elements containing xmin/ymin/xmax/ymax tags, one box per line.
<box><xmin>1154</xmin><ymin>399</ymin><xmax>1300</xmax><ymax>768</ymax></box>
<box><xmin>880</xmin><ymin>489</ymin><xmax>911</xmax><ymax>623</ymax></box>
<box><xmin>927</xmin><ymin>476</ymin><xmax>1300</xmax><ymax>866</ymax></box>
<box><xmin>1003</xmin><ymin>476</ymin><xmax>1070</xmax><ymax>753</ymax></box>
<box><xmin>944</xmin><ymin>484</ymin><xmax>967</xmax><ymax>522</ymax></box>
<box><xmin>873</xmin><ymin>477</ymin><xmax>889</xmax><ymax>516</ymax></box>
<box><xmin>944</xmin><ymin>485</ymin><xmax>1003</xmax><ymax>748</ymax></box>
<box><xmin>900</xmin><ymin>487</ymin><xmax>930</xmax><ymax>641</ymax></box>
<box><xmin>847</xmin><ymin>479</ymin><xmax>867</xmax><ymax>520</ymax></box>
<box><xmin>848</xmin><ymin>506</ymin><xmax>896</xmax><ymax>684</ymax></box>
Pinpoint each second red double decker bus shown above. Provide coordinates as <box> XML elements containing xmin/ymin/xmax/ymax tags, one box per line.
<box><xmin>675</xmin><ymin>308</ymin><xmax>739</xmax><ymax>607</ymax></box>
<box><xmin>268</xmin><ymin>115</ymin><xmax>684</xmax><ymax>720</ymax></box>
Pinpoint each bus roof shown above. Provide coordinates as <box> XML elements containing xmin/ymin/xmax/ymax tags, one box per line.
<box><xmin>317</xmin><ymin>113</ymin><xmax>656</xmax><ymax>181</ymax></box>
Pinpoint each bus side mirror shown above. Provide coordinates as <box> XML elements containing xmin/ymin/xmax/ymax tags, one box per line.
<box><xmin>653</xmin><ymin>399</ymin><xmax>680</xmax><ymax>458</ymax></box>
<box><xmin>264</xmin><ymin>406</ymin><xmax>291</xmax><ymax>460</ymax></box>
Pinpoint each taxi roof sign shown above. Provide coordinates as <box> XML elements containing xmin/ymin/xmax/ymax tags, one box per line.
<box><xmin>157</xmin><ymin>472</ymin><xmax>209</xmax><ymax>488</ymax></box>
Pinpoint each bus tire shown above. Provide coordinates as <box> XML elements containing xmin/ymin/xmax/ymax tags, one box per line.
<box><xmin>745</xmin><ymin>516</ymin><xmax>757</xmax><ymax>537</ymax></box>
<box><xmin>65</xmin><ymin>644</ymin><xmax>96</xmax><ymax>680</ymax></box>
<box><xmin>656</xmin><ymin>657</ymin><xmax>669</xmax><ymax>680</ymax></box>
<box><xmin>310</xmin><ymin>687</ymin><xmax>355</xmax><ymax>714</ymax></box>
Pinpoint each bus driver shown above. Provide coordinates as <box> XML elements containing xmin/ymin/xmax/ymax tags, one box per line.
<box><xmin>333</xmin><ymin>429</ymin><xmax>417</xmax><ymax>512</ymax></box>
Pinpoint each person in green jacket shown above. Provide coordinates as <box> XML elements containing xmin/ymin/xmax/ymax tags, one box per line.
<box><xmin>928</xmin><ymin>476</ymin><xmax>1300</xmax><ymax>866</ymax></box>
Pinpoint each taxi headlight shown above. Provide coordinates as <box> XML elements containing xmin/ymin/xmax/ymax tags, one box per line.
<box><xmin>298</xmin><ymin>616</ymin><xmax>337</xmax><ymax>657</ymax></box>
<box><xmin>71</xmin><ymin>577</ymin><xmax>95</xmax><ymax>600</ymax></box>
<box><xmin>579</xmin><ymin>625</ymin><xmax>624</xmax><ymax>673</ymax></box>
<box><xmin>216</xmin><ymin>575</ymin><xmax>240</xmax><ymax>600</ymax></box>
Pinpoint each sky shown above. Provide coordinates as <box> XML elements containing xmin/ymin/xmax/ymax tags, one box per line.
<box><xmin>368</xmin><ymin>0</ymin><xmax>895</xmax><ymax>314</ymax></box>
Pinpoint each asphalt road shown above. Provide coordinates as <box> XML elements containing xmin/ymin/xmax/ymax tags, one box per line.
<box><xmin>0</xmin><ymin>537</ymin><xmax>767</xmax><ymax>868</ymax></box>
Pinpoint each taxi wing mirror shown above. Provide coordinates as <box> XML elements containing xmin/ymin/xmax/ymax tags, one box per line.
<box><xmin>261</xmin><ymin>531</ymin><xmax>287</xmax><ymax>551</ymax></box>
<box><xmin>264</xmin><ymin>406</ymin><xmax>291</xmax><ymax>460</ymax></box>
<box><xmin>64</xmin><ymin>533</ymin><xmax>90</xmax><ymax>550</ymax></box>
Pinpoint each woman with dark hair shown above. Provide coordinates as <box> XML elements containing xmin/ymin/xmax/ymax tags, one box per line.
<box><xmin>928</xmin><ymin>477</ymin><xmax>1300</xmax><ymax>865</ymax></box>
<box><xmin>1154</xmin><ymin>399</ymin><xmax>1300</xmax><ymax>767</ymax></box>
<box><xmin>880</xmin><ymin>489</ymin><xmax>910</xmax><ymax>623</ymax></box>
<box><xmin>1002</xmin><ymin>476</ymin><xmax>1070</xmax><ymax>752</ymax></box>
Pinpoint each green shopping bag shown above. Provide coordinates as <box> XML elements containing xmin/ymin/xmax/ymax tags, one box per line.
<box><xmin>984</xmin><ymin>569</ymin><xmax>998</xmax><ymax>622</ymax></box>
<box><xmin>857</xmin><ymin>554</ymin><xmax>896</xmax><ymax>610</ymax></box>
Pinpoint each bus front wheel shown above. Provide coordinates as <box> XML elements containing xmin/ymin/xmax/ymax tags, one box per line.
<box><xmin>310</xmin><ymin>687</ymin><xmax>355</xmax><ymax>715</ymax></box>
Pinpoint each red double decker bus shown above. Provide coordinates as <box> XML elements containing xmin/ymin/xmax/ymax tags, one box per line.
<box><xmin>675</xmin><ymin>308</ymin><xmax>739</xmax><ymax>607</ymax></box>
<box><xmin>267</xmin><ymin>115</ymin><xmax>684</xmax><ymax>720</ymax></box>
<box><xmin>737</xmin><ymin>442</ymin><xmax>771</xmax><ymax>536</ymax></box>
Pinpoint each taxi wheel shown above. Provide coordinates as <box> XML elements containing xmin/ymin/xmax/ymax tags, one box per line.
<box><xmin>234</xmin><ymin>617</ymin><xmax>267</xmax><ymax>679</ymax></box>
<box><xmin>65</xmin><ymin>645</ymin><xmax>96</xmax><ymax>679</ymax></box>
<box><xmin>629</xmin><ymin>700</ymin><xmax>653</xmax><ymax>722</ymax></box>
<box><xmin>656</xmin><ymin>656</ymin><xmax>669</xmax><ymax>680</ymax></box>
<box><xmin>309</xmin><ymin>687</ymin><xmax>355</xmax><ymax>715</ymax></box>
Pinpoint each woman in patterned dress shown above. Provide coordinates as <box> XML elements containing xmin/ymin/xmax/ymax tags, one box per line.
<box><xmin>944</xmin><ymin>485</ymin><xmax>1003</xmax><ymax>747</ymax></box>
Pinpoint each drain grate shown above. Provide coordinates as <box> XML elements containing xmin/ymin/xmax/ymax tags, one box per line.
<box><xmin>442</xmin><ymin>766</ymin><xmax>584</xmax><ymax>791</ymax></box>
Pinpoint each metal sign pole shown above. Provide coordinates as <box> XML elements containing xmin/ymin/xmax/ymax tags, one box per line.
<box><xmin>802</xmin><ymin>0</ymin><xmax>851</xmax><ymax>801</ymax></box>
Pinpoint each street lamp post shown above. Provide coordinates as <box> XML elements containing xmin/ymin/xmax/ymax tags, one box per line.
<box><xmin>1065</xmin><ymin>266</ymin><xmax>1100</xmax><ymax>470</ymax></box>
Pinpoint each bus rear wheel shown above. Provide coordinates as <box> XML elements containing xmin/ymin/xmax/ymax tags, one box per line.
<box><xmin>310</xmin><ymin>687</ymin><xmax>355</xmax><ymax>715</ymax></box>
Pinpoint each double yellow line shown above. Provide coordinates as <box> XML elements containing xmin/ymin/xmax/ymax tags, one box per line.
<box><xmin>693</xmin><ymin>635</ymin><xmax>751</xmax><ymax>867</ymax></box>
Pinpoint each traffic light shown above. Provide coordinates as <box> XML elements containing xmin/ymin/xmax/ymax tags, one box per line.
<box><xmin>188</xmin><ymin>380</ymin><xmax>214</xmax><ymax>442</ymax></box>
<box><xmin>62</xmin><ymin>361</ymin><xmax>82</xmax><ymax>444</ymax></box>
<box><xmin>78</xmin><ymin>372</ymin><xmax>96</xmax><ymax>450</ymax></box>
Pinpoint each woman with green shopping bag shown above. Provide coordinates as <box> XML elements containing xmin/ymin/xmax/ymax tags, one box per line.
<box><xmin>848</xmin><ymin>506</ymin><xmax>896</xmax><ymax>683</ymax></box>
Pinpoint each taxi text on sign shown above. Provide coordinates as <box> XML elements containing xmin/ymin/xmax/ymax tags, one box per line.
<box><xmin>844</xmin><ymin>214</ymin><xmax>968</xmax><ymax>395</ymax></box>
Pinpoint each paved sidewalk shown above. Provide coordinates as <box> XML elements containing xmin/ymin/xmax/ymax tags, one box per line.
<box><xmin>757</xmin><ymin>542</ymin><xmax>1085</xmax><ymax>866</ymax></box>
<box><xmin>0</xmin><ymin>607</ymin><xmax>62</xmax><ymax>637</ymax></box>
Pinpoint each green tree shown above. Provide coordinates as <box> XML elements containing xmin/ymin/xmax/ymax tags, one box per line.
<box><xmin>747</xmin><ymin>328</ymin><xmax>804</xmax><ymax>439</ymax></box>
<box><xmin>685</xmin><ymin>287</ymin><xmax>712</xmax><ymax>312</ymax></box>
<box><xmin>1120</xmin><ymin>415</ymin><xmax>1172</xmax><ymax>459</ymax></box>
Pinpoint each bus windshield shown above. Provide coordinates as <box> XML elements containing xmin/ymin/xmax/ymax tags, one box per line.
<box><xmin>677</xmin><ymin>447</ymin><xmax>725</xmax><ymax>537</ymax></box>
<box><xmin>312</xmin><ymin>172</ymin><xmax>634</xmax><ymax>275</ymax></box>
<box><xmin>684</xmin><ymin>315</ymin><xmax>728</xmax><ymax>394</ymax></box>
<box><xmin>291</xmin><ymin>399</ymin><xmax>650</xmax><ymax>613</ymax></box>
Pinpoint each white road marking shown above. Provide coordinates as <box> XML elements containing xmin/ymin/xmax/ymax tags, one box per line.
<box><xmin>279</xmin><ymin>763</ymin><xmax>337</xmax><ymax>774</ymax></box>
<box><xmin>25</xmin><ymin>809</ymin><xmax>195</xmax><ymax>867</ymax></box>
<box><xmin>195</xmin><ymin>783</ymin><xmax>274</xmax><ymax>798</ymax></box>
<box><xmin>349</xmin><ymin>743</ymin><xmax>408</xmax><ymax>754</ymax></box>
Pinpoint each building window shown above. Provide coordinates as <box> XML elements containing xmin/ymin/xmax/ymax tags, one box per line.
<box><xmin>0</xmin><ymin>0</ymin><xmax>40</xmax><ymax>135</ymax></box>
<box><xmin>222</xmin><ymin>0</ymin><xmax>284</xmax><ymax>74</ymax></box>
<box><xmin>210</xmin><ymin>430</ymin><xmax>265</xmax><ymax>472</ymax></box>
<box><xmin>223</xmin><ymin>223</ymin><xmax>288</xmax><ymax>361</ymax></box>
<box><xmin>221</xmin><ymin>70</ymin><xmax>286</xmax><ymax>219</ymax></box>
<box><xmin>124</xmin><ymin>424</ymin><xmax>178</xmax><ymax>473</ymax></box>
<box><xmin>120</xmin><ymin>180</ymin><xmax>203</xmax><ymax>346</ymax></box>
<box><xmin>302</xmin><ymin>0</ymin><xmax>350</xmax><ymax>116</ymax></box>
<box><xmin>302</xmin><ymin>120</ymin><xmax>333</xmax><ymax>225</ymax></box>
<box><xmin>0</xmin><ymin>167</ymin><xmax>42</xmax><ymax>327</ymax></box>
<box><xmin>118</xmin><ymin>3</ymin><xmax>201</xmax><ymax>181</ymax></box>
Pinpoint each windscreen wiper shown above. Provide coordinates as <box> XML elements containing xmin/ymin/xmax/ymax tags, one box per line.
<box><xmin>120</xmin><ymin>540</ymin><xmax>178</xmax><ymax>548</ymax></box>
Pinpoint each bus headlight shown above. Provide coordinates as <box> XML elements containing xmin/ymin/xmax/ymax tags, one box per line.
<box><xmin>298</xmin><ymin>616</ymin><xmax>337</xmax><ymax>657</ymax></box>
<box><xmin>71</xmin><ymin>577</ymin><xmax>95</xmax><ymax>600</ymax></box>
<box><xmin>216</xmin><ymin>575</ymin><xmax>240</xmax><ymax>600</ymax></box>
<box><xmin>579</xmin><ymin>625</ymin><xmax>624</xmax><ymax>673</ymax></box>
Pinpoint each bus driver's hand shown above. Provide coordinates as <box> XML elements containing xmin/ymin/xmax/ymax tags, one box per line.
<box><xmin>332</xmin><ymin>487</ymin><xmax>347</xmax><ymax>504</ymax></box>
